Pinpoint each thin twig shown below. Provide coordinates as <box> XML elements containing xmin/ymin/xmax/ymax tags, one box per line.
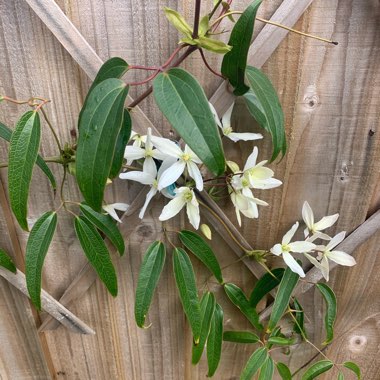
<box><xmin>40</xmin><ymin>107</ymin><xmax>63</xmax><ymax>152</ymax></box>
<box><xmin>199</xmin><ymin>49</ymin><xmax>225</xmax><ymax>79</ymax></box>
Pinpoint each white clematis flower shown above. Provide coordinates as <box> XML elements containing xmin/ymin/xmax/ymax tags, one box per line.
<box><xmin>304</xmin><ymin>231</ymin><xmax>356</xmax><ymax>281</ymax></box>
<box><xmin>151</xmin><ymin>136</ymin><xmax>204</xmax><ymax>191</ymax></box>
<box><xmin>270</xmin><ymin>222</ymin><xmax>316</xmax><ymax>277</ymax></box>
<box><xmin>209</xmin><ymin>102</ymin><xmax>263</xmax><ymax>142</ymax></box>
<box><xmin>102</xmin><ymin>203</ymin><xmax>129</xmax><ymax>223</ymax></box>
<box><xmin>159</xmin><ymin>187</ymin><xmax>200</xmax><ymax>229</ymax></box>
<box><xmin>302</xmin><ymin>201</ymin><xmax>339</xmax><ymax>238</ymax></box>
<box><xmin>129</xmin><ymin>130</ymin><xmax>146</xmax><ymax>148</ymax></box>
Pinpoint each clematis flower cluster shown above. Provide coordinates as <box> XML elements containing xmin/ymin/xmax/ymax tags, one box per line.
<box><xmin>271</xmin><ymin>201</ymin><xmax>356</xmax><ymax>280</ymax></box>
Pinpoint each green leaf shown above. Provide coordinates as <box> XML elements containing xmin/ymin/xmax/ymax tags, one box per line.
<box><xmin>207</xmin><ymin>303</ymin><xmax>223</xmax><ymax>377</ymax></box>
<box><xmin>199</xmin><ymin>15</ymin><xmax>210</xmax><ymax>37</ymax></box>
<box><xmin>338</xmin><ymin>372</ymin><xmax>344</xmax><ymax>380</ymax></box>
<box><xmin>258</xmin><ymin>357</ymin><xmax>274</xmax><ymax>380</ymax></box>
<box><xmin>74</xmin><ymin>216</ymin><xmax>117</xmax><ymax>296</ymax></box>
<box><xmin>153</xmin><ymin>68</ymin><xmax>225</xmax><ymax>176</ymax></box>
<box><xmin>164</xmin><ymin>7</ymin><xmax>193</xmax><ymax>38</ymax></box>
<box><xmin>192</xmin><ymin>292</ymin><xmax>216</xmax><ymax>364</ymax></box>
<box><xmin>301</xmin><ymin>360</ymin><xmax>333</xmax><ymax>380</ymax></box>
<box><xmin>197</xmin><ymin>36</ymin><xmax>231</xmax><ymax>54</ymax></box>
<box><xmin>8</xmin><ymin>111</ymin><xmax>41</xmax><ymax>231</ymax></box>
<box><xmin>221</xmin><ymin>0</ymin><xmax>262</xmax><ymax>95</ymax></box>
<box><xmin>134</xmin><ymin>241</ymin><xmax>166</xmax><ymax>328</ymax></box>
<box><xmin>0</xmin><ymin>121</ymin><xmax>57</xmax><ymax>191</ymax></box>
<box><xmin>267</xmin><ymin>337</ymin><xmax>295</xmax><ymax>346</ymax></box>
<box><xmin>267</xmin><ymin>266</ymin><xmax>300</xmax><ymax>333</ymax></box>
<box><xmin>76</xmin><ymin>78</ymin><xmax>129</xmax><ymax>211</ymax></box>
<box><xmin>343</xmin><ymin>361</ymin><xmax>361</xmax><ymax>379</ymax></box>
<box><xmin>240</xmin><ymin>347</ymin><xmax>267</xmax><ymax>380</ymax></box>
<box><xmin>80</xmin><ymin>203</ymin><xmax>125</xmax><ymax>255</ymax></box>
<box><xmin>0</xmin><ymin>249</ymin><xmax>16</xmax><ymax>273</ymax></box>
<box><xmin>223</xmin><ymin>331</ymin><xmax>259</xmax><ymax>344</ymax></box>
<box><xmin>173</xmin><ymin>247</ymin><xmax>201</xmax><ymax>342</ymax></box>
<box><xmin>224</xmin><ymin>283</ymin><xmax>263</xmax><ymax>331</ymax></box>
<box><xmin>25</xmin><ymin>211</ymin><xmax>57</xmax><ymax>310</ymax></box>
<box><xmin>179</xmin><ymin>230</ymin><xmax>223</xmax><ymax>283</ymax></box>
<box><xmin>293</xmin><ymin>298</ymin><xmax>307</xmax><ymax>339</ymax></box>
<box><xmin>244</xmin><ymin>66</ymin><xmax>286</xmax><ymax>161</ymax></box>
<box><xmin>249</xmin><ymin>268</ymin><xmax>285</xmax><ymax>307</ymax></box>
<box><xmin>276</xmin><ymin>362</ymin><xmax>292</xmax><ymax>380</ymax></box>
<box><xmin>316</xmin><ymin>283</ymin><xmax>337</xmax><ymax>345</ymax></box>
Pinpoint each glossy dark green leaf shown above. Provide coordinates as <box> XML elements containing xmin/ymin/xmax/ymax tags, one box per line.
<box><xmin>240</xmin><ymin>347</ymin><xmax>267</xmax><ymax>380</ymax></box>
<box><xmin>8</xmin><ymin>111</ymin><xmax>41</xmax><ymax>231</ymax></box>
<box><xmin>224</xmin><ymin>283</ymin><xmax>263</xmax><ymax>331</ymax></box>
<box><xmin>0</xmin><ymin>121</ymin><xmax>57</xmax><ymax>191</ymax></box>
<box><xmin>0</xmin><ymin>249</ymin><xmax>16</xmax><ymax>273</ymax></box>
<box><xmin>76</xmin><ymin>78</ymin><xmax>129</xmax><ymax>211</ymax></box>
<box><xmin>221</xmin><ymin>0</ymin><xmax>262</xmax><ymax>95</ymax></box>
<box><xmin>25</xmin><ymin>211</ymin><xmax>57</xmax><ymax>310</ymax></box>
<box><xmin>301</xmin><ymin>360</ymin><xmax>333</xmax><ymax>380</ymax></box>
<box><xmin>173</xmin><ymin>247</ymin><xmax>201</xmax><ymax>342</ymax></box>
<box><xmin>293</xmin><ymin>298</ymin><xmax>307</xmax><ymax>339</ymax></box>
<box><xmin>153</xmin><ymin>68</ymin><xmax>225</xmax><ymax>176</ymax></box>
<box><xmin>80</xmin><ymin>203</ymin><xmax>125</xmax><ymax>255</ymax></box>
<box><xmin>207</xmin><ymin>303</ymin><xmax>223</xmax><ymax>377</ymax></box>
<box><xmin>249</xmin><ymin>268</ymin><xmax>284</xmax><ymax>307</ymax></box>
<box><xmin>267</xmin><ymin>266</ymin><xmax>300</xmax><ymax>333</ymax></box>
<box><xmin>135</xmin><ymin>241</ymin><xmax>166</xmax><ymax>328</ymax></box>
<box><xmin>179</xmin><ymin>230</ymin><xmax>223</xmax><ymax>283</ymax></box>
<box><xmin>258</xmin><ymin>357</ymin><xmax>274</xmax><ymax>380</ymax></box>
<box><xmin>223</xmin><ymin>331</ymin><xmax>260</xmax><ymax>344</ymax></box>
<box><xmin>343</xmin><ymin>362</ymin><xmax>361</xmax><ymax>379</ymax></box>
<box><xmin>192</xmin><ymin>292</ymin><xmax>216</xmax><ymax>364</ymax></box>
<box><xmin>244</xmin><ymin>66</ymin><xmax>286</xmax><ymax>161</ymax></box>
<box><xmin>267</xmin><ymin>336</ymin><xmax>295</xmax><ymax>347</ymax></box>
<box><xmin>316</xmin><ymin>283</ymin><xmax>337</xmax><ymax>345</ymax></box>
<box><xmin>276</xmin><ymin>362</ymin><xmax>292</xmax><ymax>380</ymax></box>
<box><xmin>74</xmin><ymin>216</ymin><xmax>117</xmax><ymax>296</ymax></box>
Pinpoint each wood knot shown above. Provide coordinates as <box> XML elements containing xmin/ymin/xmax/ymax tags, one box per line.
<box><xmin>136</xmin><ymin>224</ymin><xmax>153</xmax><ymax>237</ymax></box>
<box><xmin>369</xmin><ymin>128</ymin><xmax>376</xmax><ymax>137</ymax></box>
<box><xmin>303</xmin><ymin>85</ymin><xmax>319</xmax><ymax>110</ymax></box>
<box><xmin>348</xmin><ymin>335</ymin><xmax>367</xmax><ymax>352</ymax></box>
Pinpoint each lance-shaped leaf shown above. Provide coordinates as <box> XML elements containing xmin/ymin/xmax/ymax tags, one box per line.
<box><xmin>224</xmin><ymin>283</ymin><xmax>262</xmax><ymax>331</ymax></box>
<box><xmin>25</xmin><ymin>211</ymin><xmax>57</xmax><ymax>310</ymax></box>
<box><xmin>301</xmin><ymin>360</ymin><xmax>333</xmax><ymax>380</ymax></box>
<box><xmin>276</xmin><ymin>362</ymin><xmax>292</xmax><ymax>380</ymax></box>
<box><xmin>267</xmin><ymin>266</ymin><xmax>300</xmax><ymax>333</ymax></box>
<box><xmin>207</xmin><ymin>303</ymin><xmax>223</xmax><ymax>377</ymax></box>
<box><xmin>164</xmin><ymin>7</ymin><xmax>193</xmax><ymax>38</ymax></box>
<box><xmin>244</xmin><ymin>66</ymin><xmax>286</xmax><ymax>161</ymax></box>
<box><xmin>8</xmin><ymin>111</ymin><xmax>41</xmax><ymax>231</ymax></box>
<box><xmin>223</xmin><ymin>331</ymin><xmax>260</xmax><ymax>344</ymax></box>
<box><xmin>267</xmin><ymin>336</ymin><xmax>295</xmax><ymax>346</ymax></box>
<box><xmin>173</xmin><ymin>247</ymin><xmax>201</xmax><ymax>342</ymax></box>
<box><xmin>74</xmin><ymin>216</ymin><xmax>117</xmax><ymax>296</ymax></box>
<box><xmin>221</xmin><ymin>0</ymin><xmax>262</xmax><ymax>95</ymax></box>
<box><xmin>316</xmin><ymin>283</ymin><xmax>337</xmax><ymax>345</ymax></box>
<box><xmin>134</xmin><ymin>241</ymin><xmax>166</xmax><ymax>328</ymax></box>
<box><xmin>0</xmin><ymin>249</ymin><xmax>16</xmax><ymax>273</ymax></box>
<box><xmin>80</xmin><ymin>203</ymin><xmax>125</xmax><ymax>255</ymax></box>
<box><xmin>179</xmin><ymin>230</ymin><xmax>223</xmax><ymax>283</ymax></box>
<box><xmin>293</xmin><ymin>298</ymin><xmax>307</xmax><ymax>339</ymax></box>
<box><xmin>153</xmin><ymin>68</ymin><xmax>225</xmax><ymax>176</ymax></box>
<box><xmin>258</xmin><ymin>357</ymin><xmax>274</xmax><ymax>380</ymax></box>
<box><xmin>343</xmin><ymin>362</ymin><xmax>361</xmax><ymax>379</ymax></box>
<box><xmin>240</xmin><ymin>347</ymin><xmax>267</xmax><ymax>380</ymax></box>
<box><xmin>192</xmin><ymin>292</ymin><xmax>216</xmax><ymax>364</ymax></box>
<box><xmin>0</xmin><ymin>121</ymin><xmax>56</xmax><ymax>190</ymax></box>
<box><xmin>249</xmin><ymin>268</ymin><xmax>284</xmax><ymax>307</ymax></box>
<box><xmin>76</xmin><ymin>78</ymin><xmax>129</xmax><ymax>211</ymax></box>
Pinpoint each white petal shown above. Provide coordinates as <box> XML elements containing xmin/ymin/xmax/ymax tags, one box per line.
<box><xmin>282</xmin><ymin>252</ymin><xmax>305</xmax><ymax>277</ymax></box>
<box><xmin>184</xmin><ymin>145</ymin><xmax>202</xmax><ymax>164</ymax></box>
<box><xmin>326</xmin><ymin>231</ymin><xmax>346</xmax><ymax>250</ymax></box>
<box><xmin>306</xmin><ymin>232</ymin><xmax>331</xmax><ymax>243</ymax></box>
<box><xmin>109</xmin><ymin>203</ymin><xmax>129</xmax><ymax>212</ymax></box>
<box><xmin>314</xmin><ymin>213</ymin><xmax>339</xmax><ymax>231</ymax></box>
<box><xmin>102</xmin><ymin>205</ymin><xmax>122</xmax><ymax>223</ymax></box>
<box><xmin>243</xmin><ymin>146</ymin><xmax>258</xmax><ymax>171</ymax></box>
<box><xmin>150</xmin><ymin>136</ymin><xmax>182</xmax><ymax>157</ymax></box>
<box><xmin>143</xmin><ymin>156</ymin><xmax>158</xmax><ymax>177</ymax></box>
<box><xmin>241</xmin><ymin>201</ymin><xmax>258</xmax><ymax>219</ymax></box>
<box><xmin>139</xmin><ymin>187</ymin><xmax>157</xmax><ymax>219</ymax></box>
<box><xmin>151</xmin><ymin>149</ymin><xmax>170</xmax><ymax>161</ymax></box>
<box><xmin>270</xmin><ymin>244</ymin><xmax>283</xmax><ymax>256</ymax></box>
<box><xmin>221</xmin><ymin>102</ymin><xmax>234</xmax><ymax>128</ymax></box>
<box><xmin>157</xmin><ymin>161</ymin><xmax>186</xmax><ymax>190</ymax></box>
<box><xmin>145</xmin><ymin>127</ymin><xmax>153</xmax><ymax>150</ymax></box>
<box><xmin>288</xmin><ymin>241</ymin><xmax>316</xmax><ymax>253</ymax></box>
<box><xmin>227</xmin><ymin>132</ymin><xmax>263</xmax><ymax>142</ymax></box>
<box><xmin>186</xmin><ymin>202</ymin><xmax>200</xmax><ymax>230</ymax></box>
<box><xmin>187</xmin><ymin>161</ymin><xmax>203</xmax><ymax>191</ymax></box>
<box><xmin>327</xmin><ymin>250</ymin><xmax>356</xmax><ymax>266</ymax></box>
<box><xmin>247</xmin><ymin>167</ymin><xmax>274</xmax><ymax>180</ymax></box>
<box><xmin>119</xmin><ymin>171</ymin><xmax>154</xmax><ymax>185</ymax></box>
<box><xmin>302</xmin><ymin>201</ymin><xmax>314</xmax><ymax>230</ymax></box>
<box><xmin>159</xmin><ymin>197</ymin><xmax>186</xmax><ymax>221</ymax></box>
<box><xmin>320</xmin><ymin>255</ymin><xmax>330</xmax><ymax>282</ymax></box>
<box><xmin>304</xmin><ymin>253</ymin><xmax>322</xmax><ymax>268</ymax></box>
<box><xmin>250</xmin><ymin>178</ymin><xmax>282</xmax><ymax>190</ymax></box>
<box><xmin>282</xmin><ymin>222</ymin><xmax>299</xmax><ymax>245</ymax></box>
<box><xmin>209</xmin><ymin>102</ymin><xmax>222</xmax><ymax>128</ymax></box>
<box><xmin>158</xmin><ymin>157</ymin><xmax>178</xmax><ymax>177</ymax></box>
<box><xmin>124</xmin><ymin>146</ymin><xmax>145</xmax><ymax>160</ymax></box>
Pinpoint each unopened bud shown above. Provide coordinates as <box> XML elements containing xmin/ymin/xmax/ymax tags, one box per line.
<box><xmin>226</xmin><ymin>160</ymin><xmax>239</xmax><ymax>174</ymax></box>
<box><xmin>106</xmin><ymin>178</ymin><xmax>113</xmax><ymax>185</ymax></box>
<box><xmin>200</xmin><ymin>224</ymin><xmax>212</xmax><ymax>240</ymax></box>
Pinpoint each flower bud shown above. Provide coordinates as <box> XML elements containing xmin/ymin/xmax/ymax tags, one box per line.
<box><xmin>200</xmin><ymin>224</ymin><xmax>212</xmax><ymax>240</ymax></box>
<box><xmin>226</xmin><ymin>160</ymin><xmax>239</xmax><ymax>174</ymax></box>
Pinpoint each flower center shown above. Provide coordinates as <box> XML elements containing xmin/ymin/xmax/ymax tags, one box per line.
<box><xmin>223</xmin><ymin>126</ymin><xmax>232</xmax><ymax>135</ymax></box>
<box><xmin>181</xmin><ymin>153</ymin><xmax>191</xmax><ymax>162</ymax></box>
<box><xmin>183</xmin><ymin>191</ymin><xmax>193</xmax><ymax>202</ymax></box>
<box><xmin>153</xmin><ymin>179</ymin><xmax>158</xmax><ymax>188</ymax></box>
<box><xmin>241</xmin><ymin>178</ymin><xmax>249</xmax><ymax>188</ymax></box>
<box><xmin>145</xmin><ymin>148</ymin><xmax>154</xmax><ymax>158</ymax></box>
<box><xmin>281</xmin><ymin>244</ymin><xmax>291</xmax><ymax>252</ymax></box>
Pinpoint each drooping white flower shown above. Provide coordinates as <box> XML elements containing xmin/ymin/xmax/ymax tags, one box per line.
<box><xmin>159</xmin><ymin>187</ymin><xmax>200</xmax><ymax>229</ymax></box>
<box><xmin>151</xmin><ymin>136</ymin><xmax>203</xmax><ymax>191</ymax></box>
<box><xmin>129</xmin><ymin>130</ymin><xmax>146</xmax><ymax>148</ymax></box>
<box><xmin>209</xmin><ymin>102</ymin><xmax>263</xmax><ymax>142</ymax></box>
<box><xmin>304</xmin><ymin>231</ymin><xmax>356</xmax><ymax>281</ymax></box>
<box><xmin>302</xmin><ymin>201</ymin><xmax>339</xmax><ymax>238</ymax></box>
<box><xmin>270</xmin><ymin>222</ymin><xmax>316</xmax><ymax>277</ymax></box>
<box><xmin>102</xmin><ymin>203</ymin><xmax>129</xmax><ymax>223</ymax></box>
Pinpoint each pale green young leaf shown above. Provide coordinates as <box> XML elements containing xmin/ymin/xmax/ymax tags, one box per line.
<box><xmin>198</xmin><ymin>36</ymin><xmax>232</xmax><ymax>54</ymax></box>
<box><xmin>240</xmin><ymin>347</ymin><xmax>267</xmax><ymax>380</ymax></box>
<box><xmin>0</xmin><ymin>249</ymin><xmax>16</xmax><ymax>273</ymax></box>
<box><xmin>343</xmin><ymin>361</ymin><xmax>361</xmax><ymax>379</ymax></box>
<box><xmin>338</xmin><ymin>372</ymin><xmax>344</xmax><ymax>380</ymax></box>
<box><xmin>74</xmin><ymin>216</ymin><xmax>117</xmax><ymax>296</ymax></box>
<box><xmin>276</xmin><ymin>362</ymin><xmax>292</xmax><ymax>380</ymax></box>
<box><xmin>153</xmin><ymin>68</ymin><xmax>225</xmax><ymax>176</ymax></box>
<box><xmin>135</xmin><ymin>241</ymin><xmax>166</xmax><ymax>328</ymax></box>
<box><xmin>244</xmin><ymin>66</ymin><xmax>286</xmax><ymax>161</ymax></box>
<box><xmin>207</xmin><ymin>303</ymin><xmax>223</xmax><ymax>377</ymax></box>
<box><xmin>301</xmin><ymin>360</ymin><xmax>333</xmax><ymax>380</ymax></box>
<box><xmin>8</xmin><ymin>111</ymin><xmax>41</xmax><ymax>231</ymax></box>
<box><xmin>164</xmin><ymin>7</ymin><xmax>193</xmax><ymax>38</ymax></box>
<box><xmin>80</xmin><ymin>203</ymin><xmax>125</xmax><ymax>255</ymax></box>
<box><xmin>258</xmin><ymin>357</ymin><xmax>274</xmax><ymax>380</ymax></box>
<box><xmin>25</xmin><ymin>211</ymin><xmax>57</xmax><ymax>310</ymax></box>
<box><xmin>316</xmin><ymin>283</ymin><xmax>337</xmax><ymax>345</ymax></box>
<box><xmin>199</xmin><ymin>15</ymin><xmax>210</xmax><ymax>37</ymax></box>
<box><xmin>223</xmin><ymin>331</ymin><xmax>259</xmax><ymax>344</ymax></box>
<box><xmin>173</xmin><ymin>247</ymin><xmax>201</xmax><ymax>342</ymax></box>
<box><xmin>267</xmin><ymin>336</ymin><xmax>295</xmax><ymax>347</ymax></box>
<box><xmin>179</xmin><ymin>230</ymin><xmax>223</xmax><ymax>283</ymax></box>
<box><xmin>192</xmin><ymin>292</ymin><xmax>216</xmax><ymax>364</ymax></box>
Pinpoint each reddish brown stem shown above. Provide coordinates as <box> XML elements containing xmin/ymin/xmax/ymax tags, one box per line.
<box><xmin>192</xmin><ymin>0</ymin><xmax>202</xmax><ymax>38</ymax></box>
<box><xmin>199</xmin><ymin>49</ymin><xmax>225</xmax><ymax>79</ymax></box>
<box><xmin>129</xmin><ymin>65</ymin><xmax>160</xmax><ymax>71</ymax></box>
